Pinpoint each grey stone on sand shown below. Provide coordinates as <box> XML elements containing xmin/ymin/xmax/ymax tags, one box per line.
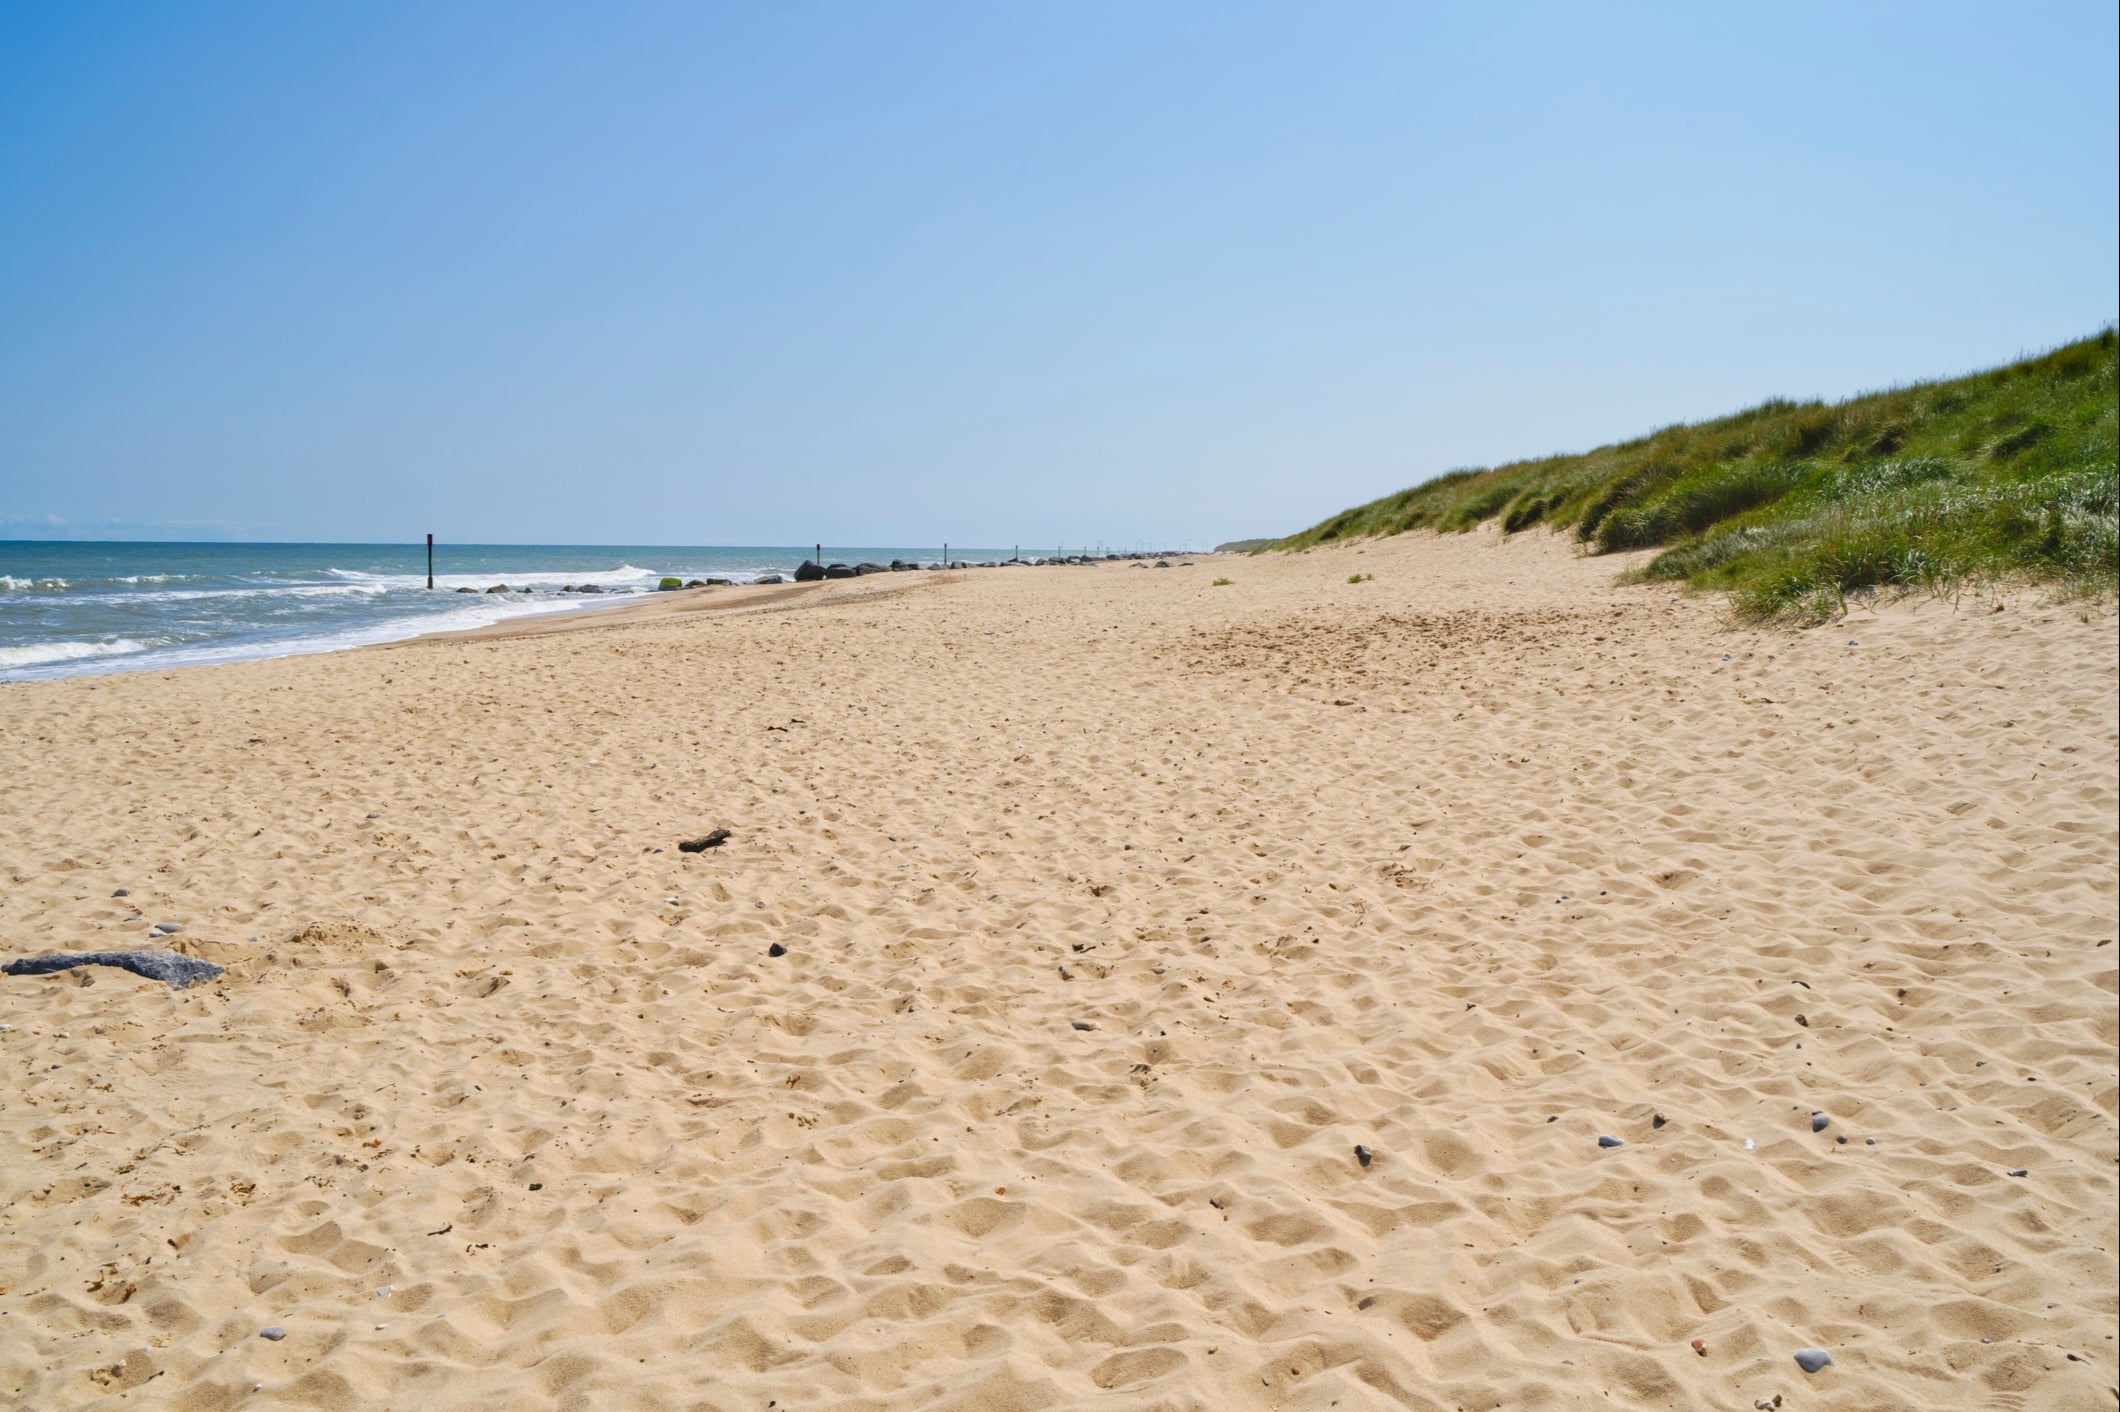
<box><xmin>1792</xmin><ymin>1348</ymin><xmax>1832</xmax><ymax>1373</ymax></box>
<box><xmin>2006</xmin><ymin>1168</ymin><xmax>2027</xmax><ymax>1177</ymax></box>
<box><xmin>4</xmin><ymin>950</ymin><xmax>223</xmax><ymax>989</ymax></box>
<box><xmin>766</xmin><ymin>943</ymin><xmax>787</xmax><ymax>958</ymax></box>
<box><xmin>1811</xmin><ymin>1112</ymin><xmax>1829</xmax><ymax>1132</ymax></box>
<box><xmin>112</xmin><ymin>887</ymin><xmax>129</xmax><ymax>897</ymax></box>
<box><xmin>260</xmin><ymin>1327</ymin><xmax>286</xmax><ymax>1341</ymax></box>
<box><xmin>1354</xmin><ymin>1144</ymin><xmax>1373</xmax><ymax>1168</ymax></box>
<box><xmin>1597</xmin><ymin>1135</ymin><xmax>1624</xmax><ymax>1148</ymax></box>
<box><xmin>153</xmin><ymin>922</ymin><xmax>181</xmax><ymax>935</ymax></box>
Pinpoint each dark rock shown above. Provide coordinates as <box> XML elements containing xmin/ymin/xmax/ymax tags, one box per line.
<box><xmin>658</xmin><ymin>577</ymin><xmax>683</xmax><ymax>591</ymax></box>
<box><xmin>824</xmin><ymin>564</ymin><xmax>856</xmax><ymax>579</ymax></box>
<box><xmin>685</xmin><ymin>579</ymin><xmax>708</xmax><ymax>588</ymax></box>
<box><xmin>1811</xmin><ymin>1112</ymin><xmax>1829</xmax><ymax>1132</ymax></box>
<box><xmin>677</xmin><ymin>829</ymin><xmax>731</xmax><ymax>853</ymax></box>
<box><xmin>1154</xmin><ymin>560</ymin><xmax>1171</xmax><ymax>568</ymax></box>
<box><xmin>260</xmin><ymin>1327</ymin><xmax>286</xmax><ymax>1342</ymax></box>
<box><xmin>753</xmin><ymin>574</ymin><xmax>784</xmax><ymax>584</ymax></box>
<box><xmin>1070</xmin><ymin>1019</ymin><xmax>1096</xmax><ymax>1031</ymax></box>
<box><xmin>1792</xmin><ymin>1348</ymin><xmax>1832</xmax><ymax>1374</ymax></box>
<box><xmin>455</xmin><ymin>586</ymin><xmax>479</xmax><ymax>594</ymax></box>
<box><xmin>485</xmin><ymin>584</ymin><xmax>510</xmax><ymax>593</ymax></box>
<box><xmin>1354</xmin><ymin>1144</ymin><xmax>1373</xmax><ymax>1168</ymax></box>
<box><xmin>767</xmin><ymin>942</ymin><xmax>787</xmax><ymax>957</ymax></box>
<box><xmin>1597</xmin><ymin>1134</ymin><xmax>1624</xmax><ymax>1148</ymax></box>
<box><xmin>112</xmin><ymin>887</ymin><xmax>129</xmax><ymax>897</ymax></box>
<box><xmin>705</xmin><ymin>578</ymin><xmax>731</xmax><ymax>586</ymax></box>
<box><xmin>576</xmin><ymin>583</ymin><xmax>603</xmax><ymax>593</ymax></box>
<box><xmin>1652</xmin><ymin>1113</ymin><xmax>1667</xmax><ymax>1129</ymax></box>
<box><xmin>4</xmin><ymin>950</ymin><xmax>223</xmax><ymax>989</ymax></box>
<box><xmin>854</xmin><ymin>563</ymin><xmax>885</xmax><ymax>575</ymax></box>
<box><xmin>2006</xmin><ymin>1168</ymin><xmax>2027</xmax><ymax>1177</ymax></box>
<box><xmin>793</xmin><ymin>560</ymin><xmax>825</xmax><ymax>582</ymax></box>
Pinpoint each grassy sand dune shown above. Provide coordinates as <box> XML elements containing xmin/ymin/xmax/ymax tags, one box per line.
<box><xmin>1</xmin><ymin>539</ymin><xmax>2113</xmax><ymax>1409</ymax></box>
<box><xmin>1275</xmin><ymin>330</ymin><xmax>2118</xmax><ymax>620</ymax></box>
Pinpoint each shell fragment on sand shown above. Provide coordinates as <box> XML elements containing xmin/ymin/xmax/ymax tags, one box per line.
<box><xmin>3</xmin><ymin>950</ymin><xmax>223</xmax><ymax>989</ymax></box>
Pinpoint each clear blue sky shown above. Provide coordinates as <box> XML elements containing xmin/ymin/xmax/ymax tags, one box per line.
<box><xmin>2</xmin><ymin>3</ymin><xmax>2114</xmax><ymax>546</ymax></box>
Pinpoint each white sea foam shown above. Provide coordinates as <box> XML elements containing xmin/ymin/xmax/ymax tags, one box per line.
<box><xmin>0</xmin><ymin>576</ymin><xmax>68</xmax><ymax>590</ymax></box>
<box><xmin>326</xmin><ymin>563</ymin><xmax>662</xmax><ymax>590</ymax></box>
<box><xmin>0</xmin><ymin>639</ymin><xmax>151</xmax><ymax>668</ymax></box>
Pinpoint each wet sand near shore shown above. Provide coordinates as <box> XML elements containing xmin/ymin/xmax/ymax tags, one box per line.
<box><xmin>1</xmin><ymin>530</ymin><xmax>2113</xmax><ymax>1411</ymax></box>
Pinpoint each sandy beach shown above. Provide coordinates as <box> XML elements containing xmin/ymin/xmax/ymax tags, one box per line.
<box><xmin>0</xmin><ymin>530</ymin><xmax>2113</xmax><ymax>1411</ymax></box>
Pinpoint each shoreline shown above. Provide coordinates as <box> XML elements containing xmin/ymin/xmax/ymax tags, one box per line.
<box><xmin>2</xmin><ymin>530</ymin><xmax>2112</xmax><ymax>1409</ymax></box>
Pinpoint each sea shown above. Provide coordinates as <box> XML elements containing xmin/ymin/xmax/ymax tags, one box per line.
<box><xmin>0</xmin><ymin>542</ymin><xmax>1027</xmax><ymax>681</ymax></box>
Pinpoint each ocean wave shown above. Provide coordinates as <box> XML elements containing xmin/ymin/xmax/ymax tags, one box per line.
<box><xmin>326</xmin><ymin>563</ymin><xmax>663</xmax><ymax>589</ymax></box>
<box><xmin>0</xmin><ymin>638</ymin><xmax>151</xmax><ymax>668</ymax></box>
<box><xmin>0</xmin><ymin>576</ymin><xmax>69</xmax><ymax>590</ymax></box>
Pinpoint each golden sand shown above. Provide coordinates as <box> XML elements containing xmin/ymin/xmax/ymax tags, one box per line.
<box><xmin>1</xmin><ymin>531</ymin><xmax>2113</xmax><ymax>1410</ymax></box>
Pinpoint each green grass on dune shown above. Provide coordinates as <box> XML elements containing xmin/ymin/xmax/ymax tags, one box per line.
<box><xmin>1271</xmin><ymin>329</ymin><xmax>2119</xmax><ymax>621</ymax></box>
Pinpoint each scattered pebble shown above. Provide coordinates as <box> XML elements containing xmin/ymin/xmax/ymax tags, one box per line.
<box><xmin>1652</xmin><ymin>1113</ymin><xmax>1666</xmax><ymax>1129</ymax></box>
<box><xmin>260</xmin><ymin>1327</ymin><xmax>286</xmax><ymax>1341</ymax></box>
<box><xmin>1354</xmin><ymin>1145</ymin><xmax>1373</xmax><ymax>1168</ymax></box>
<box><xmin>528</xmin><ymin>1182</ymin><xmax>543</xmax><ymax>1191</ymax></box>
<box><xmin>766</xmin><ymin>943</ymin><xmax>787</xmax><ymax>958</ymax></box>
<box><xmin>152</xmin><ymin>922</ymin><xmax>181</xmax><ymax>935</ymax></box>
<box><xmin>1744</xmin><ymin>1138</ymin><xmax>1756</xmax><ymax>1150</ymax></box>
<box><xmin>1070</xmin><ymin>1020</ymin><xmax>1096</xmax><ymax>1031</ymax></box>
<box><xmin>1836</xmin><ymin>1135</ymin><xmax>1848</xmax><ymax>1145</ymax></box>
<box><xmin>1793</xmin><ymin>1347</ymin><xmax>1832</xmax><ymax>1373</ymax></box>
<box><xmin>2006</xmin><ymin>1168</ymin><xmax>2028</xmax><ymax>1177</ymax></box>
<box><xmin>1690</xmin><ymin>1338</ymin><xmax>1707</xmax><ymax>1356</ymax></box>
<box><xmin>366</xmin><ymin>813</ymin><xmax>380</xmax><ymax>819</ymax></box>
<box><xmin>1811</xmin><ymin>1112</ymin><xmax>1829</xmax><ymax>1132</ymax></box>
<box><xmin>1866</xmin><ymin>1138</ymin><xmax>1876</xmax><ymax>1145</ymax></box>
<box><xmin>111</xmin><ymin>887</ymin><xmax>129</xmax><ymax>897</ymax></box>
<box><xmin>1597</xmin><ymin>1135</ymin><xmax>1624</xmax><ymax>1148</ymax></box>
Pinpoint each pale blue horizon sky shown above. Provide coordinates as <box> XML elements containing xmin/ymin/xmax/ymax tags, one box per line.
<box><xmin>2</xmin><ymin>3</ymin><xmax>2114</xmax><ymax>546</ymax></box>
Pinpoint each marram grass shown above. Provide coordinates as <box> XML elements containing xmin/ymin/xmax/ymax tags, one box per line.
<box><xmin>1271</xmin><ymin>329</ymin><xmax>2118</xmax><ymax>622</ymax></box>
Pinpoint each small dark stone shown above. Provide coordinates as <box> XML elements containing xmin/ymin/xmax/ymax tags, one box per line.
<box><xmin>753</xmin><ymin>574</ymin><xmax>784</xmax><ymax>584</ymax></box>
<box><xmin>1866</xmin><ymin>1138</ymin><xmax>1877</xmax><ymax>1145</ymax></box>
<box><xmin>793</xmin><ymin>560</ymin><xmax>825</xmax><ymax>582</ymax></box>
<box><xmin>455</xmin><ymin>586</ymin><xmax>478</xmax><ymax>593</ymax></box>
<box><xmin>678</xmin><ymin>829</ymin><xmax>731</xmax><ymax>853</ymax></box>
<box><xmin>1836</xmin><ymin>1135</ymin><xmax>1848</xmax><ymax>1144</ymax></box>
<box><xmin>4</xmin><ymin>950</ymin><xmax>222</xmax><ymax>989</ymax></box>
<box><xmin>2006</xmin><ymin>1168</ymin><xmax>2027</xmax><ymax>1177</ymax></box>
<box><xmin>528</xmin><ymin>1182</ymin><xmax>543</xmax><ymax>1191</ymax></box>
<box><xmin>485</xmin><ymin>584</ymin><xmax>510</xmax><ymax>594</ymax></box>
<box><xmin>1795</xmin><ymin>1014</ymin><xmax>1809</xmax><ymax>1027</ymax></box>
<box><xmin>1793</xmin><ymin>1348</ymin><xmax>1832</xmax><ymax>1374</ymax></box>
<box><xmin>1597</xmin><ymin>1135</ymin><xmax>1624</xmax><ymax>1148</ymax></box>
<box><xmin>1811</xmin><ymin>1112</ymin><xmax>1829</xmax><ymax>1132</ymax></box>
<box><xmin>1357</xmin><ymin>1296</ymin><xmax>1375</xmax><ymax>1310</ymax></box>
<box><xmin>1070</xmin><ymin>1019</ymin><xmax>1096</xmax><ymax>1031</ymax></box>
<box><xmin>111</xmin><ymin>887</ymin><xmax>129</xmax><ymax>897</ymax></box>
<box><xmin>1652</xmin><ymin>1113</ymin><xmax>1667</xmax><ymax>1129</ymax></box>
<box><xmin>1354</xmin><ymin>1145</ymin><xmax>1373</xmax><ymax>1168</ymax></box>
<box><xmin>260</xmin><ymin>1327</ymin><xmax>286</xmax><ymax>1341</ymax></box>
<box><xmin>767</xmin><ymin>943</ymin><xmax>787</xmax><ymax>958</ymax></box>
<box><xmin>823</xmin><ymin>563</ymin><xmax>856</xmax><ymax>579</ymax></box>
